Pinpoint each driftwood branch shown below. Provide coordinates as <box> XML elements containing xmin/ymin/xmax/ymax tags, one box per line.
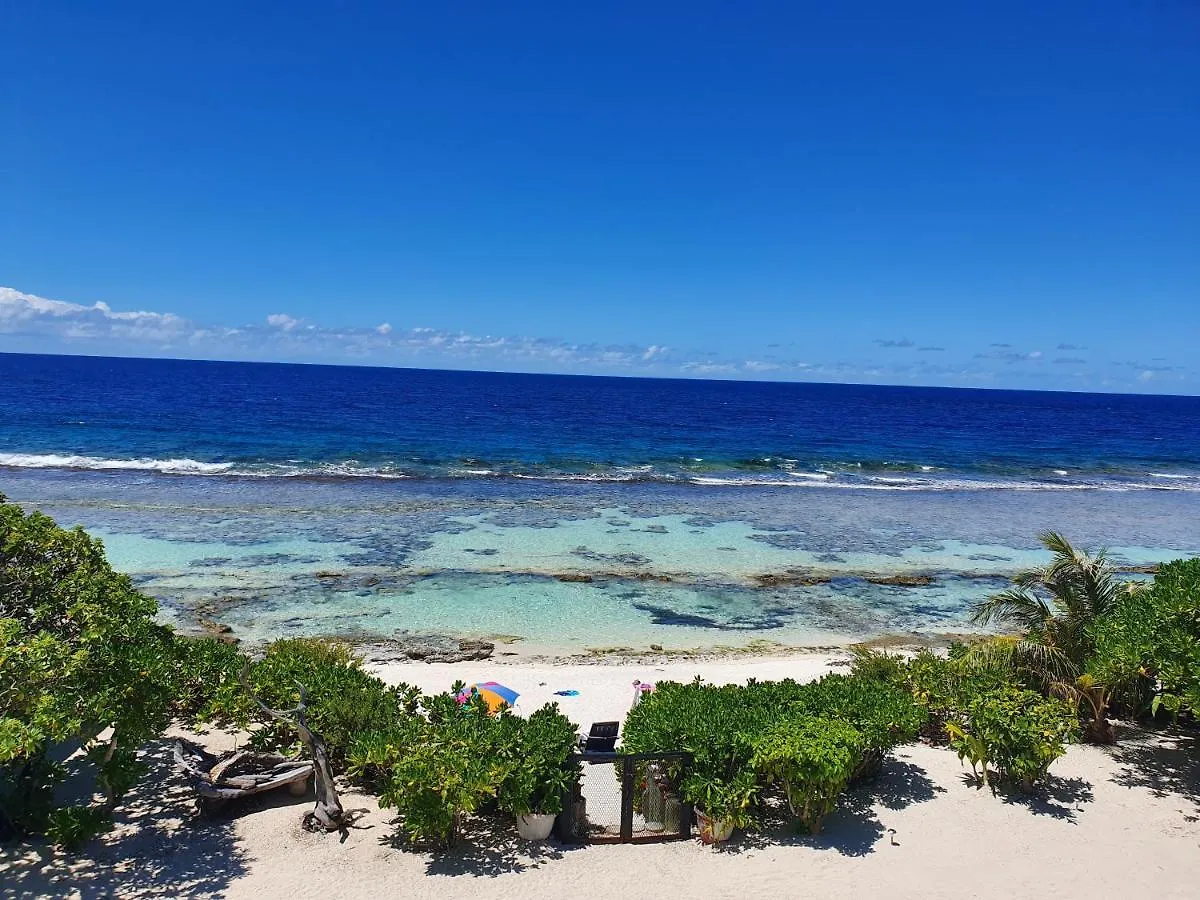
<box><xmin>239</xmin><ymin>664</ymin><xmax>346</xmax><ymax>832</ymax></box>
<box><xmin>173</xmin><ymin>740</ymin><xmax>312</xmax><ymax>808</ymax></box>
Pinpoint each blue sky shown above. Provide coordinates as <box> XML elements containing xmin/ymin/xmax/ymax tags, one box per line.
<box><xmin>2</xmin><ymin>2</ymin><xmax>1197</xmax><ymax>392</ymax></box>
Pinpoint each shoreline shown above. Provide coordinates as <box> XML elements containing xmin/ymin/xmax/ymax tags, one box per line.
<box><xmin>352</xmin><ymin>631</ymin><xmax>983</xmax><ymax>667</ymax></box>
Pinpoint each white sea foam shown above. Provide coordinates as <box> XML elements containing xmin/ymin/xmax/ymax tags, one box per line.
<box><xmin>0</xmin><ymin>452</ymin><xmax>234</xmax><ymax>475</ymax></box>
<box><xmin>3</xmin><ymin>450</ymin><xmax>1198</xmax><ymax>492</ymax></box>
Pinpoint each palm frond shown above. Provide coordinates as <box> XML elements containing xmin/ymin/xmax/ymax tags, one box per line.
<box><xmin>1039</xmin><ymin>530</ymin><xmax>1083</xmax><ymax>561</ymax></box>
<box><xmin>970</xmin><ymin>587</ymin><xmax>1054</xmax><ymax>631</ymax></box>
<box><xmin>955</xmin><ymin>636</ymin><xmax>1077</xmax><ymax>684</ymax></box>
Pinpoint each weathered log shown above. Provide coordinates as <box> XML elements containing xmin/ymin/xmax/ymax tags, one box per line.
<box><xmin>172</xmin><ymin>739</ymin><xmax>313</xmax><ymax>805</ymax></box>
<box><xmin>238</xmin><ymin>666</ymin><xmax>346</xmax><ymax>833</ymax></box>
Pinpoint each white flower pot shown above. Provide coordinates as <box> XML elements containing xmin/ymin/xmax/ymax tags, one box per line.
<box><xmin>516</xmin><ymin>812</ymin><xmax>557</xmax><ymax>841</ymax></box>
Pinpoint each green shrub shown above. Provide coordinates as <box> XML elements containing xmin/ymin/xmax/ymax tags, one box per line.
<box><xmin>790</xmin><ymin>673</ymin><xmax>926</xmax><ymax>779</ymax></box>
<box><xmin>170</xmin><ymin>636</ymin><xmax>247</xmax><ymax>724</ymax></box>
<box><xmin>751</xmin><ymin>716</ymin><xmax>864</xmax><ymax>833</ymax></box>
<box><xmin>903</xmin><ymin>646</ymin><xmax>1032</xmax><ymax>743</ymax></box>
<box><xmin>377</xmin><ymin>691</ymin><xmax>510</xmax><ymax>847</ymax></box>
<box><xmin>947</xmin><ymin>688</ymin><xmax>1077</xmax><ymax>790</ymax></box>
<box><xmin>203</xmin><ymin>638</ymin><xmax>421</xmax><ymax>772</ymax></box>
<box><xmin>680</xmin><ymin>769</ymin><xmax>759</xmax><ymax>828</ymax></box>
<box><xmin>621</xmin><ymin>679</ymin><xmax>775</xmax><ymax>819</ymax></box>
<box><xmin>621</xmin><ymin>673</ymin><xmax>922</xmax><ymax>830</ymax></box>
<box><xmin>1</xmin><ymin>497</ymin><xmax>177</xmax><ymax>844</ymax></box>
<box><xmin>1089</xmin><ymin>558</ymin><xmax>1200</xmax><ymax>719</ymax></box>
<box><xmin>496</xmin><ymin>704</ymin><xmax>578</xmax><ymax>817</ymax></box>
<box><xmin>364</xmin><ymin>687</ymin><xmax>579</xmax><ymax>847</ymax></box>
<box><xmin>848</xmin><ymin>646</ymin><xmax>910</xmax><ymax>686</ymax></box>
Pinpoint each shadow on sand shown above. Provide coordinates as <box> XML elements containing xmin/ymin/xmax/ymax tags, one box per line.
<box><xmin>378</xmin><ymin>813</ymin><xmax>583</xmax><ymax>877</ymax></box>
<box><xmin>0</xmin><ymin>738</ymin><xmax>306</xmax><ymax>899</ymax></box>
<box><xmin>995</xmin><ymin>776</ymin><xmax>1094</xmax><ymax>822</ymax></box>
<box><xmin>1106</xmin><ymin>725</ymin><xmax>1200</xmax><ymax>819</ymax></box>
<box><xmin>717</xmin><ymin>755</ymin><xmax>945</xmax><ymax>858</ymax></box>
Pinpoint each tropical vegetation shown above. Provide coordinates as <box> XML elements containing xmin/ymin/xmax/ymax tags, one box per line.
<box><xmin>621</xmin><ymin>673</ymin><xmax>926</xmax><ymax>832</ymax></box>
<box><xmin>1</xmin><ymin>498</ymin><xmax>178</xmax><ymax>845</ymax></box>
<box><xmin>3</xmin><ymin>495</ymin><xmax>1199</xmax><ymax>851</ymax></box>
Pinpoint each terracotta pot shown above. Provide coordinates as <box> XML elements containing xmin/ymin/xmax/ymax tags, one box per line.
<box><xmin>695</xmin><ymin>809</ymin><xmax>735</xmax><ymax>844</ymax></box>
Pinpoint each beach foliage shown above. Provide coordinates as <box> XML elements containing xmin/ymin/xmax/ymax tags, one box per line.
<box><xmin>621</xmin><ymin>672</ymin><xmax>925</xmax><ymax>831</ymax></box>
<box><xmin>788</xmin><ymin>673</ymin><xmax>926</xmax><ymax>779</ymax></box>
<box><xmin>201</xmin><ymin>638</ymin><xmax>422</xmax><ymax>771</ymax></box>
<box><xmin>751</xmin><ymin>716</ymin><xmax>864</xmax><ymax>833</ymax></box>
<box><xmin>681</xmin><ymin>769</ymin><xmax>759</xmax><ymax>828</ymax></box>
<box><xmin>377</xmin><ymin>697</ymin><xmax>506</xmax><ymax>847</ymax></box>
<box><xmin>970</xmin><ymin>531</ymin><xmax>1129</xmax><ymax>673</ymax></box>
<box><xmin>359</xmin><ymin>686</ymin><xmax>578</xmax><ymax>847</ymax></box>
<box><xmin>496</xmin><ymin>703</ymin><xmax>578</xmax><ymax>817</ymax></box>
<box><xmin>968</xmin><ymin>532</ymin><xmax>1146</xmax><ymax>742</ymax></box>
<box><xmin>1089</xmin><ymin>558</ymin><xmax>1200</xmax><ymax>720</ymax></box>
<box><xmin>0</xmin><ymin>496</ymin><xmax>176</xmax><ymax>844</ymax></box>
<box><xmin>170</xmin><ymin>636</ymin><xmax>248</xmax><ymax>723</ymax></box>
<box><xmin>852</xmin><ymin>645</ymin><xmax>1079</xmax><ymax>788</ymax></box>
<box><xmin>947</xmin><ymin>688</ymin><xmax>1077</xmax><ymax>790</ymax></box>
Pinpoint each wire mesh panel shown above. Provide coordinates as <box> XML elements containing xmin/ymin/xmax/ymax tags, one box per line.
<box><xmin>558</xmin><ymin>751</ymin><xmax>693</xmax><ymax>844</ymax></box>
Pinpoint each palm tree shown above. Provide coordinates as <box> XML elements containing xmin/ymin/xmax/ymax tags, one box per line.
<box><xmin>968</xmin><ymin>531</ymin><xmax>1134</xmax><ymax>743</ymax></box>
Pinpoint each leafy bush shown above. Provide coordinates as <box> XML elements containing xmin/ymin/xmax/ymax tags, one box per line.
<box><xmin>947</xmin><ymin>688</ymin><xmax>1077</xmax><ymax>790</ymax></box>
<box><xmin>789</xmin><ymin>673</ymin><xmax>926</xmax><ymax>779</ymax></box>
<box><xmin>170</xmin><ymin>636</ymin><xmax>248</xmax><ymax>724</ymax></box>
<box><xmin>1</xmin><ymin>497</ymin><xmax>177</xmax><ymax>843</ymax></box>
<box><xmin>751</xmin><ymin>716</ymin><xmax>864</xmax><ymax>833</ymax></box>
<box><xmin>848</xmin><ymin>646</ymin><xmax>910</xmax><ymax>686</ymax></box>
<box><xmin>1089</xmin><ymin>558</ymin><xmax>1200</xmax><ymax>719</ymax></box>
<box><xmin>621</xmin><ymin>679</ymin><xmax>774</xmax><ymax>822</ymax></box>
<box><xmin>496</xmin><ymin>704</ymin><xmax>578</xmax><ymax>817</ymax></box>
<box><xmin>680</xmin><ymin>769</ymin><xmax>759</xmax><ymax>828</ymax></box>
<box><xmin>362</xmin><ymin>687</ymin><xmax>578</xmax><ymax>847</ymax></box>
<box><xmin>621</xmin><ymin>672</ymin><xmax>922</xmax><ymax>830</ymax></box>
<box><xmin>202</xmin><ymin>638</ymin><xmax>421</xmax><ymax>771</ymax></box>
<box><xmin>376</xmin><ymin>690</ymin><xmax>510</xmax><ymax>846</ymax></box>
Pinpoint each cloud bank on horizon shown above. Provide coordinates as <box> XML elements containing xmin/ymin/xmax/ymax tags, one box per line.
<box><xmin>0</xmin><ymin>286</ymin><xmax>1192</xmax><ymax>393</ymax></box>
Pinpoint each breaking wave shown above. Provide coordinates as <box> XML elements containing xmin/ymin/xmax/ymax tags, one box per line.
<box><xmin>2</xmin><ymin>450</ymin><xmax>1200</xmax><ymax>492</ymax></box>
<box><xmin>0</xmin><ymin>452</ymin><xmax>235</xmax><ymax>475</ymax></box>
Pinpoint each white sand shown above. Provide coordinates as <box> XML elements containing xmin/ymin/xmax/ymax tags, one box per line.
<box><xmin>4</xmin><ymin>654</ymin><xmax>1199</xmax><ymax>899</ymax></box>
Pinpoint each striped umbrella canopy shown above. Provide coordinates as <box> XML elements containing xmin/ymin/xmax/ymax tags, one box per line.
<box><xmin>458</xmin><ymin>681</ymin><xmax>520</xmax><ymax>713</ymax></box>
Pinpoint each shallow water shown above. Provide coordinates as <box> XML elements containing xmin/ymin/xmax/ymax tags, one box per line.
<box><xmin>3</xmin><ymin>468</ymin><xmax>1196</xmax><ymax>652</ymax></box>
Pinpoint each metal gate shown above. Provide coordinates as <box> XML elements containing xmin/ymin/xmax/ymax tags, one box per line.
<box><xmin>556</xmin><ymin>750</ymin><xmax>693</xmax><ymax>844</ymax></box>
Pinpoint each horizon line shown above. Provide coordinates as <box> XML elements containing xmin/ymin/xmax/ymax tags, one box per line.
<box><xmin>4</xmin><ymin>348</ymin><xmax>1197</xmax><ymax>401</ymax></box>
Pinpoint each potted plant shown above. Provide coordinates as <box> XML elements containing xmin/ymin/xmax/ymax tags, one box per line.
<box><xmin>683</xmin><ymin>771</ymin><xmax>757</xmax><ymax>844</ymax></box>
<box><xmin>504</xmin><ymin>766</ymin><xmax>573</xmax><ymax>840</ymax></box>
<box><xmin>498</xmin><ymin>706</ymin><xmax>579</xmax><ymax>841</ymax></box>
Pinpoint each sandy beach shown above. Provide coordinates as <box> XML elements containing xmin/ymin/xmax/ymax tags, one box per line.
<box><xmin>3</xmin><ymin>652</ymin><xmax>1198</xmax><ymax>900</ymax></box>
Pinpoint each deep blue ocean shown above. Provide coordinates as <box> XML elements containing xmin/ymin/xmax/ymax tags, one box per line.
<box><xmin>3</xmin><ymin>352</ymin><xmax>1200</xmax><ymax>488</ymax></box>
<box><xmin>3</xmin><ymin>352</ymin><xmax>1199</xmax><ymax>653</ymax></box>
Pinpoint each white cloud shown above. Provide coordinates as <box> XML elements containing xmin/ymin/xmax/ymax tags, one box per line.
<box><xmin>266</xmin><ymin>313</ymin><xmax>300</xmax><ymax>331</ymax></box>
<box><xmin>0</xmin><ymin>286</ymin><xmax>676</xmax><ymax>374</ymax></box>
<box><xmin>1</xmin><ymin>286</ymin><xmax>1191</xmax><ymax>392</ymax></box>
<box><xmin>0</xmin><ymin>287</ymin><xmax>190</xmax><ymax>343</ymax></box>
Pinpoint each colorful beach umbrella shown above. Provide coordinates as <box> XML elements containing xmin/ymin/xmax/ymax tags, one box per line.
<box><xmin>458</xmin><ymin>681</ymin><xmax>520</xmax><ymax>713</ymax></box>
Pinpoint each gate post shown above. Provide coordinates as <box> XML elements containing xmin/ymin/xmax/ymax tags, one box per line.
<box><xmin>619</xmin><ymin>757</ymin><xmax>635</xmax><ymax>841</ymax></box>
